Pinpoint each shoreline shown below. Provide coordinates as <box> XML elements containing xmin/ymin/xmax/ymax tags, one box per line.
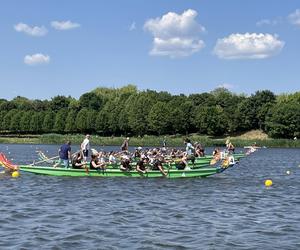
<box><xmin>0</xmin><ymin>134</ymin><xmax>299</xmax><ymax>148</ymax></box>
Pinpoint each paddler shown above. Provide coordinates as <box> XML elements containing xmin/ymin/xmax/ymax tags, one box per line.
<box><xmin>136</xmin><ymin>156</ymin><xmax>149</xmax><ymax>175</ymax></box>
<box><xmin>226</xmin><ymin>140</ymin><xmax>235</xmax><ymax>154</ymax></box>
<box><xmin>151</xmin><ymin>154</ymin><xmax>168</xmax><ymax>177</ymax></box>
<box><xmin>71</xmin><ymin>152</ymin><xmax>87</xmax><ymax>169</ymax></box>
<box><xmin>90</xmin><ymin>153</ymin><xmax>106</xmax><ymax>171</ymax></box>
<box><xmin>120</xmin><ymin>153</ymin><xmax>132</xmax><ymax>171</ymax></box>
<box><xmin>212</xmin><ymin>147</ymin><xmax>221</xmax><ymax>161</ymax></box>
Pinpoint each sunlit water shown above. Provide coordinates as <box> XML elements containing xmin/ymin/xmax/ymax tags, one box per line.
<box><xmin>0</xmin><ymin>144</ymin><xmax>300</xmax><ymax>249</ymax></box>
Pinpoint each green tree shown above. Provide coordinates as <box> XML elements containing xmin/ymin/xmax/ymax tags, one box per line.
<box><xmin>195</xmin><ymin>106</ymin><xmax>228</xmax><ymax>136</ymax></box>
<box><xmin>188</xmin><ymin>93</ymin><xmax>216</xmax><ymax>106</ymax></box>
<box><xmin>42</xmin><ymin>111</ymin><xmax>55</xmax><ymax>133</ymax></box>
<box><xmin>76</xmin><ymin>108</ymin><xmax>89</xmax><ymax>133</ymax></box>
<box><xmin>10</xmin><ymin>111</ymin><xmax>24</xmax><ymax>132</ymax></box>
<box><xmin>168</xmin><ymin>107</ymin><xmax>186</xmax><ymax>134</ymax></box>
<box><xmin>54</xmin><ymin>109</ymin><xmax>68</xmax><ymax>133</ymax></box>
<box><xmin>2</xmin><ymin>109</ymin><xmax>17</xmax><ymax>130</ymax></box>
<box><xmin>30</xmin><ymin>112</ymin><xmax>44</xmax><ymax>133</ymax></box>
<box><xmin>20</xmin><ymin>111</ymin><xmax>34</xmax><ymax>133</ymax></box>
<box><xmin>147</xmin><ymin>102</ymin><xmax>171</xmax><ymax>135</ymax></box>
<box><xmin>96</xmin><ymin>109</ymin><xmax>110</xmax><ymax>135</ymax></box>
<box><xmin>65</xmin><ymin>110</ymin><xmax>78</xmax><ymax>133</ymax></box>
<box><xmin>0</xmin><ymin>111</ymin><xmax>7</xmax><ymax>131</ymax></box>
<box><xmin>11</xmin><ymin>96</ymin><xmax>32</xmax><ymax>110</ymax></box>
<box><xmin>126</xmin><ymin>94</ymin><xmax>155</xmax><ymax>135</ymax></box>
<box><xmin>265</xmin><ymin>100</ymin><xmax>300</xmax><ymax>138</ymax></box>
<box><xmin>50</xmin><ymin>96</ymin><xmax>71</xmax><ymax>111</ymax></box>
<box><xmin>79</xmin><ymin>92</ymin><xmax>103</xmax><ymax>110</ymax></box>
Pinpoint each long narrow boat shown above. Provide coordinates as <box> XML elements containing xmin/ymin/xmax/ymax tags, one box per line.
<box><xmin>18</xmin><ymin>165</ymin><xmax>223</xmax><ymax>178</ymax></box>
<box><xmin>195</xmin><ymin>153</ymin><xmax>245</xmax><ymax>161</ymax></box>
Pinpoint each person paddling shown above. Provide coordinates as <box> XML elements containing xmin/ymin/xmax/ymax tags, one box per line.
<box><xmin>226</xmin><ymin>140</ymin><xmax>235</xmax><ymax>154</ymax></box>
<box><xmin>90</xmin><ymin>154</ymin><xmax>106</xmax><ymax>171</ymax></box>
<box><xmin>152</xmin><ymin>155</ymin><xmax>168</xmax><ymax>177</ymax></box>
<box><xmin>71</xmin><ymin>152</ymin><xmax>87</xmax><ymax>169</ymax></box>
<box><xmin>136</xmin><ymin>156</ymin><xmax>149</xmax><ymax>175</ymax></box>
<box><xmin>120</xmin><ymin>154</ymin><xmax>132</xmax><ymax>171</ymax></box>
<box><xmin>53</xmin><ymin>141</ymin><xmax>71</xmax><ymax>168</ymax></box>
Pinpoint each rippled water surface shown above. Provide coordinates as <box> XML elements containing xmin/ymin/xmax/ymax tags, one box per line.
<box><xmin>0</xmin><ymin>144</ymin><xmax>300</xmax><ymax>249</ymax></box>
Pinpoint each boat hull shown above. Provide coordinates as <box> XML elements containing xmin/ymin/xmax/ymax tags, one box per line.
<box><xmin>19</xmin><ymin>165</ymin><xmax>220</xmax><ymax>178</ymax></box>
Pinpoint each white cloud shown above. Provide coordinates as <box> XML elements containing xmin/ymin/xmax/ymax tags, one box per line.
<box><xmin>129</xmin><ymin>22</ymin><xmax>136</xmax><ymax>31</ymax></box>
<box><xmin>151</xmin><ymin>37</ymin><xmax>204</xmax><ymax>58</ymax></box>
<box><xmin>213</xmin><ymin>33</ymin><xmax>284</xmax><ymax>59</ymax></box>
<box><xmin>51</xmin><ymin>20</ymin><xmax>80</xmax><ymax>30</ymax></box>
<box><xmin>24</xmin><ymin>53</ymin><xmax>50</xmax><ymax>65</ymax></box>
<box><xmin>14</xmin><ymin>23</ymin><xmax>47</xmax><ymax>36</ymax></box>
<box><xmin>144</xmin><ymin>9</ymin><xmax>205</xmax><ymax>58</ymax></box>
<box><xmin>288</xmin><ymin>9</ymin><xmax>300</xmax><ymax>26</ymax></box>
<box><xmin>217</xmin><ymin>83</ymin><xmax>234</xmax><ymax>89</ymax></box>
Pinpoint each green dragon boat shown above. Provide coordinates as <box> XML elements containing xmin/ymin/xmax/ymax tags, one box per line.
<box><xmin>19</xmin><ymin>165</ymin><xmax>223</xmax><ymax>178</ymax></box>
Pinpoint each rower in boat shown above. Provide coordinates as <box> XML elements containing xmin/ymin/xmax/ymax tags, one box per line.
<box><xmin>90</xmin><ymin>154</ymin><xmax>106</xmax><ymax>171</ymax></box>
<box><xmin>136</xmin><ymin>156</ymin><xmax>149</xmax><ymax>175</ymax></box>
<box><xmin>226</xmin><ymin>140</ymin><xmax>235</xmax><ymax>154</ymax></box>
<box><xmin>151</xmin><ymin>155</ymin><xmax>168</xmax><ymax>177</ymax></box>
<box><xmin>120</xmin><ymin>154</ymin><xmax>132</xmax><ymax>171</ymax></box>
<box><xmin>212</xmin><ymin>148</ymin><xmax>221</xmax><ymax>161</ymax></box>
<box><xmin>175</xmin><ymin>154</ymin><xmax>188</xmax><ymax>170</ymax></box>
<box><xmin>195</xmin><ymin>142</ymin><xmax>205</xmax><ymax>157</ymax></box>
<box><xmin>108</xmin><ymin>151</ymin><xmax>117</xmax><ymax>164</ymax></box>
<box><xmin>134</xmin><ymin>147</ymin><xmax>141</xmax><ymax>159</ymax></box>
<box><xmin>71</xmin><ymin>152</ymin><xmax>87</xmax><ymax>169</ymax></box>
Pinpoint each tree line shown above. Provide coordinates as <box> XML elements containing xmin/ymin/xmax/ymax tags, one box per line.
<box><xmin>0</xmin><ymin>85</ymin><xmax>299</xmax><ymax>138</ymax></box>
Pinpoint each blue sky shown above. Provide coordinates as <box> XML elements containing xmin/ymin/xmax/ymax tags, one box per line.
<box><xmin>0</xmin><ymin>0</ymin><xmax>299</xmax><ymax>100</ymax></box>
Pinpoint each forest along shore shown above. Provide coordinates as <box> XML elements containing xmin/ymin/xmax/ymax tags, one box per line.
<box><xmin>0</xmin><ymin>133</ymin><xmax>299</xmax><ymax>148</ymax></box>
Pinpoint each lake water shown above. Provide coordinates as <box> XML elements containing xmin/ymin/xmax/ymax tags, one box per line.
<box><xmin>0</xmin><ymin>144</ymin><xmax>300</xmax><ymax>249</ymax></box>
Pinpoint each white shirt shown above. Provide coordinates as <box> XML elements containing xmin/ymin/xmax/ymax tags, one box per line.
<box><xmin>81</xmin><ymin>138</ymin><xmax>90</xmax><ymax>151</ymax></box>
<box><xmin>109</xmin><ymin>155</ymin><xmax>116</xmax><ymax>163</ymax></box>
<box><xmin>186</xmin><ymin>143</ymin><xmax>194</xmax><ymax>155</ymax></box>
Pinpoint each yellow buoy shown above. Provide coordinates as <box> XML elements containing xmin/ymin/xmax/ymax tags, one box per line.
<box><xmin>286</xmin><ymin>170</ymin><xmax>291</xmax><ymax>175</ymax></box>
<box><xmin>11</xmin><ymin>171</ymin><xmax>20</xmax><ymax>178</ymax></box>
<box><xmin>265</xmin><ymin>179</ymin><xmax>273</xmax><ymax>187</ymax></box>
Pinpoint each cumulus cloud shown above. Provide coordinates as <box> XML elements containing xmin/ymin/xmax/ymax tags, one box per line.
<box><xmin>144</xmin><ymin>9</ymin><xmax>205</xmax><ymax>58</ymax></box>
<box><xmin>213</xmin><ymin>33</ymin><xmax>284</xmax><ymax>59</ymax></box>
<box><xmin>14</xmin><ymin>23</ymin><xmax>47</xmax><ymax>36</ymax></box>
<box><xmin>51</xmin><ymin>20</ymin><xmax>80</xmax><ymax>30</ymax></box>
<box><xmin>288</xmin><ymin>9</ymin><xmax>300</xmax><ymax>26</ymax></box>
<box><xmin>24</xmin><ymin>53</ymin><xmax>50</xmax><ymax>65</ymax></box>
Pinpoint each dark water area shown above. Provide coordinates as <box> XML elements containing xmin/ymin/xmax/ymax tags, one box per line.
<box><xmin>0</xmin><ymin>144</ymin><xmax>300</xmax><ymax>250</ymax></box>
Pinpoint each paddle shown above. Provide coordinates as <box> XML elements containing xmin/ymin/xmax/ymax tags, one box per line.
<box><xmin>30</xmin><ymin>156</ymin><xmax>59</xmax><ymax>166</ymax></box>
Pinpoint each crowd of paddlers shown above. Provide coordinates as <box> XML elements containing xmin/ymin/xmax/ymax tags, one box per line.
<box><xmin>51</xmin><ymin>135</ymin><xmax>239</xmax><ymax>177</ymax></box>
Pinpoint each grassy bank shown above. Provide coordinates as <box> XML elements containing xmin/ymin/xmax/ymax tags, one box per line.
<box><xmin>0</xmin><ymin>133</ymin><xmax>300</xmax><ymax>148</ymax></box>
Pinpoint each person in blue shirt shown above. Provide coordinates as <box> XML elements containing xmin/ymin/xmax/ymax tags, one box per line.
<box><xmin>54</xmin><ymin>141</ymin><xmax>71</xmax><ymax>168</ymax></box>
